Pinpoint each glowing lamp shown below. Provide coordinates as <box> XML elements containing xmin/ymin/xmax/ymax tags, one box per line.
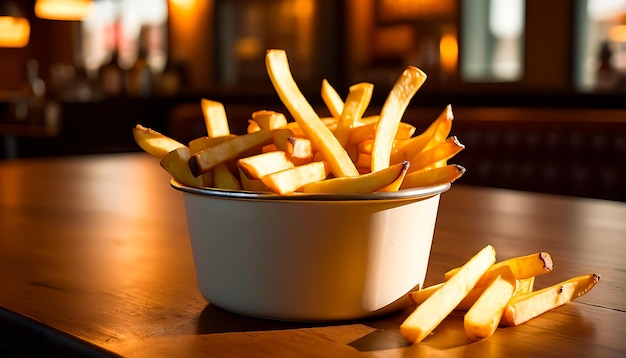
<box><xmin>35</xmin><ymin>0</ymin><xmax>93</xmax><ymax>21</ymax></box>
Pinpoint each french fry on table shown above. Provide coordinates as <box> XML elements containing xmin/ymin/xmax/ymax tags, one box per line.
<box><xmin>464</xmin><ymin>266</ymin><xmax>517</xmax><ymax>340</ymax></box>
<box><xmin>501</xmin><ymin>273</ymin><xmax>600</xmax><ymax>327</ymax></box>
<box><xmin>444</xmin><ymin>251</ymin><xmax>554</xmax><ymax>285</ymax></box>
<box><xmin>400</xmin><ymin>245</ymin><xmax>496</xmax><ymax>344</ymax></box>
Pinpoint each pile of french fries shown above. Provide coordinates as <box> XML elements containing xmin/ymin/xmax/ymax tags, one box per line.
<box><xmin>133</xmin><ymin>49</ymin><xmax>465</xmax><ymax>194</ymax></box>
<box><xmin>401</xmin><ymin>245</ymin><xmax>600</xmax><ymax>344</ymax></box>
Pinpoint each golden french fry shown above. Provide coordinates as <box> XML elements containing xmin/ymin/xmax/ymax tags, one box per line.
<box><xmin>201</xmin><ymin>99</ymin><xmax>231</xmax><ymax>137</ymax></box>
<box><xmin>160</xmin><ymin>147</ymin><xmax>209</xmax><ymax>187</ymax></box>
<box><xmin>371</xmin><ymin>66</ymin><xmax>427</xmax><ymax>172</ymax></box>
<box><xmin>377</xmin><ymin>162</ymin><xmax>410</xmax><ymax>192</ymax></box>
<box><xmin>321</xmin><ymin>78</ymin><xmax>344</xmax><ymax>119</ymax></box>
<box><xmin>251</xmin><ymin>110</ymin><xmax>288</xmax><ymax>131</ymax></box>
<box><xmin>334</xmin><ymin>82</ymin><xmax>373</xmax><ymax>148</ymax></box>
<box><xmin>515</xmin><ymin>277</ymin><xmax>535</xmax><ymax>295</ymax></box>
<box><xmin>266</xmin><ymin>49</ymin><xmax>359</xmax><ymax>178</ymax></box>
<box><xmin>133</xmin><ymin>124</ymin><xmax>186</xmax><ymax>159</ymax></box>
<box><xmin>238</xmin><ymin>167</ymin><xmax>271</xmax><ymax>192</ymax></box>
<box><xmin>400</xmin><ymin>164</ymin><xmax>465</xmax><ymax>189</ymax></box>
<box><xmin>444</xmin><ymin>252</ymin><xmax>553</xmax><ymax>286</ymax></box>
<box><xmin>262</xmin><ymin>144</ymin><xmax>278</xmax><ymax>152</ymax></box>
<box><xmin>355</xmin><ymin>152</ymin><xmax>371</xmax><ymax>170</ymax></box>
<box><xmin>213</xmin><ymin>163</ymin><xmax>241</xmax><ymax>190</ymax></box>
<box><xmin>464</xmin><ymin>266</ymin><xmax>517</xmax><ymax>340</ymax></box>
<box><xmin>271</xmin><ymin>128</ymin><xmax>295</xmax><ymax>151</ymax></box>
<box><xmin>189</xmin><ymin>130</ymin><xmax>273</xmax><ymax>177</ymax></box>
<box><xmin>260</xmin><ymin>161</ymin><xmax>331</xmax><ymax>195</ymax></box>
<box><xmin>302</xmin><ymin>161</ymin><xmax>409</xmax><ymax>194</ymax></box>
<box><xmin>188</xmin><ymin>134</ymin><xmax>237</xmax><ymax>154</ymax></box>
<box><xmin>409</xmin><ymin>136</ymin><xmax>464</xmax><ymax>173</ymax></box>
<box><xmin>391</xmin><ymin>105</ymin><xmax>454</xmax><ymax>164</ymax></box>
<box><xmin>237</xmin><ymin>150</ymin><xmax>295</xmax><ymax>179</ymax></box>
<box><xmin>247</xmin><ymin>119</ymin><xmax>261</xmax><ymax>133</ymax></box>
<box><xmin>400</xmin><ymin>245</ymin><xmax>496</xmax><ymax>344</ymax></box>
<box><xmin>349</xmin><ymin>121</ymin><xmax>417</xmax><ymax>146</ymax></box>
<box><xmin>286</xmin><ymin>136</ymin><xmax>314</xmax><ymax>165</ymax></box>
<box><xmin>501</xmin><ymin>274</ymin><xmax>600</xmax><ymax>327</ymax></box>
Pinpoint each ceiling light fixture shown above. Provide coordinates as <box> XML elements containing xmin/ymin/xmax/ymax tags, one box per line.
<box><xmin>35</xmin><ymin>0</ymin><xmax>93</xmax><ymax>21</ymax></box>
<box><xmin>0</xmin><ymin>2</ymin><xmax>30</xmax><ymax>48</ymax></box>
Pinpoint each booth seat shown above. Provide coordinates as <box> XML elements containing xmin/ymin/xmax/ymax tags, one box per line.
<box><xmin>406</xmin><ymin>107</ymin><xmax>626</xmax><ymax>202</ymax></box>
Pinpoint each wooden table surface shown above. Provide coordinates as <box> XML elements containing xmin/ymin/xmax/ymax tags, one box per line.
<box><xmin>1</xmin><ymin>153</ymin><xmax>624</xmax><ymax>357</ymax></box>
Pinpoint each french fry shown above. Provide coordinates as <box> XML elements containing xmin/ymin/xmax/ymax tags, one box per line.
<box><xmin>408</xmin><ymin>136</ymin><xmax>464</xmax><ymax>173</ymax></box>
<box><xmin>271</xmin><ymin>128</ymin><xmax>294</xmax><ymax>151</ymax></box>
<box><xmin>237</xmin><ymin>150</ymin><xmax>295</xmax><ymax>179</ymax></box>
<box><xmin>201</xmin><ymin>99</ymin><xmax>231</xmax><ymax>137</ymax></box>
<box><xmin>391</xmin><ymin>105</ymin><xmax>453</xmax><ymax>164</ymax></box>
<box><xmin>238</xmin><ymin>167</ymin><xmax>271</xmax><ymax>192</ymax></box>
<box><xmin>371</xmin><ymin>66</ymin><xmax>427</xmax><ymax>172</ymax></box>
<box><xmin>260</xmin><ymin>161</ymin><xmax>330</xmax><ymax>195</ymax></box>
<box><xmin>251</xmin><ymin>110</ymin><xmax>288</xmax><ymax>131</ymax></box>
<box><xmin>464</xmin><ymin>266</ymin><xmax>517</xmax><ymax>340</ymax></box>
<box><xmin>400</xmin><ymin>164</ymin><xmax>466</xmax><ymax>189</ymax></box>
<box><xmin>501</xmin><ymin>274</ymin><xmax>600</xmax><ymax>327</ymax></box>
<box><xmin>409</xmin><ymin>277</ymin><xmax>534</xmax><ymax>312</ymax></box>
<box><xmin>334</xmin><ymin>82</ymin><xmax>373</xmax><ymax>148</ymax></box>
<box><xmin>515</xmin><ymin>276</ymin><xmax>535</xmax><ymax>295</ymax></box>
<box><xmin>349</xmin><ymin>122</ymin><xmax>417</xmax><ymax>146</ymax></box>
<box><xmin>377</xmin><ymin>162</ymin><xmax>410</xmax><ymax>192</ymax></box>
<box><xmin>444</xmin><ymin>252</ymin><xmax>553</xmax><ymax>286</ymax></box>
<box><xmin>286</xmin><ymin>136</ymin><xmax>314</xmax><ymax>165</ymax></box>
<box><xmin>160</xmin><ymin>147</ymin><xmax>208</xmax><ymax>187</ymax></box>
<box><xmin>136</xmin><ymin>49</ymin><xmax>466</xmax><ymax>195</ymax></box>
<box><xmin>189</xmin><ymin>130</ymin><xmax>274</xmax><ymax>177</ymax></box>
<box><xmin>188</xmin><ymin>135</ymin><xmax>237</xmax><ymax>154</ymax></box>
<box><xmin>213</xmin><ymin>163</ymin><xmax>241</xmax><ymax>190</ymax></box>
<box><xmin>302</xmin><ymin>161</ymin><xmax>409</xmax><ymax>194</ymax></box>
<box><xmin>266</xmin><ymin>49</ymin><xmax>359</xmax><ymax>178</ymax></box>
<box><xmin>133</xmin><ymin>124</ymin><xmax>186</xmax><ymax>159</ymax></box>
<box><xmin>321</xmin><ymin>79</ymin><xmax>344</xmax><ymax>119</ymax></box>
<box><xmin>400</xmin><ymin>245</ymin><xmax>496</xmax><ymax>344</ymax></box>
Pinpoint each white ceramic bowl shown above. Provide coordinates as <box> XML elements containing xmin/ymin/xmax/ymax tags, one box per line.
<box><xmin>172</xmin><ymin>180</ymin><xmax>450</xmax><ymax>321</ymax></box>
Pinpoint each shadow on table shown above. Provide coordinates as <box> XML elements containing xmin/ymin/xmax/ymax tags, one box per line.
<box><xmin>196</xmin><ymin>303</ymin><xmax>417</xmax><ymax>351</ymax></box>
<box><xmin>196</xmin><ymin>303</ymin><xmax>338</xmax><ymax>334</ymax></box>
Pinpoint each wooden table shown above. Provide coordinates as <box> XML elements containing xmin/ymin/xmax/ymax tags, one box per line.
<box><xmin>1</xmin><ymin>153</ymin><xmax>624</xmax><ymax>357</ymax></box>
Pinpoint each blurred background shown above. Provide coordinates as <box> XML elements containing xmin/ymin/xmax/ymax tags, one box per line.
<box><xmin>1</xmin><ymin>0</ymin><xmax>625</xmax><ymax>200</ymax></box>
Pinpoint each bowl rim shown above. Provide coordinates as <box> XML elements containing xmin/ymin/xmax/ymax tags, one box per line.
<box><xmin>170</xmin><ymin>179</ymin><xmax>451</xmax><ymax>202</ymax></box>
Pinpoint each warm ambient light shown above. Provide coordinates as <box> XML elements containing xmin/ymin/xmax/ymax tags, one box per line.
<box><xmin>609</xmin><ymin>24</ymin><xmax>626</xmax><ymax>42</ymax></box>
<box><xmin>439</xmin><ymin>31</ymin><xmax>458</xmax><ymax>75</ymax></box>
<box><xmin>0</xmin><ymin>16</ymin><xmax>30</xmax><ymax>48</ymax></box>
<box><xmin>35</xmin><ymin>0</ymin><xmax>93</xmax><ymax>21</ymax></box>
